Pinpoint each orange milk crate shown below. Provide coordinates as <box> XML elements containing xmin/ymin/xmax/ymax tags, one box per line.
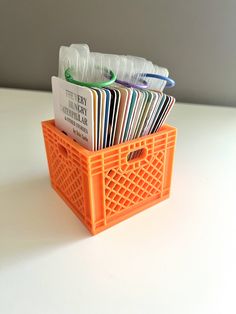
<box><xmin>42</xmin><ymin>120</ymin><xmax>177</xmax><ymax>235</ymax></box>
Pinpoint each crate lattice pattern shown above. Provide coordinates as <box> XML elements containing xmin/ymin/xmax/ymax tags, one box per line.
<box><xmin>104</xmin><ymin>151</ymin><xmax>164</xmax><ymax>218</ymax></box>
<box><xmin>42</xmin><ymin>120</ymin><xmax>176</xmax><ymax>234</ymax></box>
<box><xmin>44</xmin><ymin>128</ymin><xmax>85</xmax><ymax>221</ymax></box>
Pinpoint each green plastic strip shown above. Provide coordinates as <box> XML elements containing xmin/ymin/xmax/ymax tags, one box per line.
<box><xmin>65</xmin><ymin>68</ymin><xmax>116</xmax><ymax>88</ymax></box>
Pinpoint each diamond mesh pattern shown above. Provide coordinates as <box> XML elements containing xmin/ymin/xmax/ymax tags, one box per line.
<box><xmin>42</xmin><ymin>120</ymin><xmax>176</xmax><ymax>234</ymax></box>
<box><xmin>49</xmin><ymin>144</ymin><xmax>84</xmax><ymax>218</ymax></box>
<box><xmin>104</xmin><ymin>151</ymin><xmax>165</xmax><ymax>218</ymax></box>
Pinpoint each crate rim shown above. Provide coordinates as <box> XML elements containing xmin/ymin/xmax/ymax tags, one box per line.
<box><xmin>41</xmin><ymin>119</ymin><xmax>176</xmax><ymax>157</ymax></box>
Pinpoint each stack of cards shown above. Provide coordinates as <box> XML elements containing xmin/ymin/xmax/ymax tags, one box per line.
<box><xmin>52</xmin><ymin>77</ymin><xmax>175</xmax><ymax>151</ymax></box>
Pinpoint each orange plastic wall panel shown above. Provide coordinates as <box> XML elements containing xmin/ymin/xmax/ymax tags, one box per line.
<box><xmin>42</xmin><ymin>120</ymin><xmax>176</xmax><ymax>234</ymax></box>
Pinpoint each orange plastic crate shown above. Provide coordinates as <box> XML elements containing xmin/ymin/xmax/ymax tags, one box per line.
<box><xmin>42</xmin><ymin>120</ymin><xmax>176</xmax><ymax>235</ymax></box>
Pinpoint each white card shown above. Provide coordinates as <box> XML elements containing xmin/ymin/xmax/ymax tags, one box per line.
<box><xmin>52</xmin><ymin>76</ymin><xmax>94</xmax><ymax>151</ymax></box>
<box><xmin>128</xmin><ymin>90</ymin><xmax>146</xmax><ymax>140</ymax></box>
<box><xmin>114</xmin><ymin>88</ymin><xmax>131</xmax><ymax>144</ymax></box>
<box><xmin>141</xmin><ymin>91</ymin><xmax>160</xmax><ymax>136</ymax></box>
<box><xmin>127</xmin><ymin>89</ymin><xmax>142</xmax><ymax>140</ymax></box>
<box><xmin>99</xmin><ymin>89</ymin><xmax>106</xmax><ymax>150</ymax></box>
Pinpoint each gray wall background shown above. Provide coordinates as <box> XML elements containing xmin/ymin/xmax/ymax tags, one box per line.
<box><xmin>1</xmin><ymin>0</ymin><xmax>236</xmax><ymax>106</ymax></box>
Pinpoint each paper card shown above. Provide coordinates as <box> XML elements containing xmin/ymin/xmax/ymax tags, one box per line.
<box><xmin>143</xmin><ymin>91</ymin><xmax>163</xmax><ymax>135</ymax></box>
<box><xmin>135</xmin><ymin>91</ymin><xmax>154</xmax><ymax>138</ymax></box>
<box><xmin>52</xmin><ymin>76</ymin><xmax>94</xmax><ymax>151</ymax></box>
<box><xmin>148</xmin><ymin>94</ymin><xmax>166</xmax><ymax>133</ymax></box>
<box><xmin>110</xmin><ymin>88</ymin><xmax>121</xmax><ymax>146</ymax></box>
<box><xmin>91</xmin><ymin>90</ymin><xmax>98</xmax><ymax>150</ymax></box>
<box><xmin>153</xmin><ymin>95</ymin><xmax>171</xmax><ymax>132</ymax></box>
<box><xmin>99</xmin><ymin>89</ymin><xmax>106</xmax><ymax>150</ymax></box>
<box><xmin>127</xmin><ymin>90</ymin><xmax>145</xmax><ymax>140</ymax></box>
<box><xmin>115</xmin><ymin>88</ymin><xmax>132</xmax><ymax>144</ymax></box>
<box><xmin>92</xmin><ymin>88</ymin><xmax>102</xmax><ymax>151</ymax></box>
<box><xmin>142</xmin><ymin>91</ymin><xmax>161</xmax><ymax>136</ymax></box>
<box><xmin>103</xmin><ymin>89</ymin><xmax>111</xmax><ymax>148</ymax></box>
<box><xmin>123</xmin><ymin>89</ymin><xmax>139</xmax><ymax>142</ymax></box>
<box><xmin>155</xmin><ymin>96</ymin><xmax>175</xmax><ymax>131</ymax></box>
<box><xmin>133</xmin><ymin>91</ymin><xmax>151</xmax><ymax>139</ymax></box>
<box><xmin>126</xmin><ymin>89</ymin><xmax>142</xmax><ymax>140</ymax></box>
<box><xmin>138</xmin><ymin>90</ymin><xmax>158</xmax><ymax>137</ymax></box>
<box><xmin>114</xmin><ymin>87</ymin><xmax>129</xmax><ymax>144</ymax></box>
<box><xmin>151</xmin><ymin>95</ymin><xmax>169</xmax><ymax>133</ymax></box>
<box><xmin>106</xmin><ymin>89</ymin><xmax>116</xmax><ymax>147</ymax></box>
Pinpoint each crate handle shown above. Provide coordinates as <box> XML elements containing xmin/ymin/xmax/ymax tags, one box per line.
<box><xmin>126</xmin><ymin>147</ymin><xmax>147</xmax><ymax>163</ymax></box>
<box><xmin>58</xmin><ymin>143</ymin><xmax>68</xmax><ymax>158</ymax></box>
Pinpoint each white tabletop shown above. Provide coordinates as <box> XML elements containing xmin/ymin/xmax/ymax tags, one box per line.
<box><xmin>0</xmin><ymin>88</ymin><xmax>236</xmax><ymax>314</ymax></box>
